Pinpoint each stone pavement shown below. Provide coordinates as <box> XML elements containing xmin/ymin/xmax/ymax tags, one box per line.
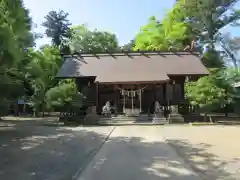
<box><xmin>77</xmin><ymin>126</ymin><xmax>202</xmax><ymax>180</ymax></box>
<box><xmin>0</xmin><ymin>120</ymin><xmax>114</xmax><ymax>180</ymax></box>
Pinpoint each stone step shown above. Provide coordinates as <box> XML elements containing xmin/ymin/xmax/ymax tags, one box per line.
<box><xmin>100</xmin><ymin>115</ymin><xmax>154</xmax><ymax>122</ymax></box>
<box><xmin>99</xmin><ymin>115</ymin><xmax>168</xmax><ymax>125</ymax></box>
<box><xmin>169</xmin><ymin>114</ymin><xmax>184</xmax><ymax>122</ymax></box>
<box><xmin>100</xmin><ymin>117</ymin><xmax>138</xmax><ymax>121</ymax></box>
<box><xmin>152</xmin><ymin>117</ymin><xmax>168</xmax><ymax>125</ymax></box>
<box><xmin>98</xmin><ymin>120</ymin><xmax>136</xmax><ymax>125</ymax></box>
<box><xmin>98</xmin><ymin>120</ymin><xmax>166</xmax><ymax>125</ymax></box>
<box><xmin>137</xmin><ymin>114</ymin><xmax>152</xmax><ymax>121</ymax></box>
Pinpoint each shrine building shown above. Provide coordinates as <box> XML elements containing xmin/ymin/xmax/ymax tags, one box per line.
<box><xmin>56</xmin><ymin>51</ymin><xmax>209</xmax><ymax>117</ymax></box>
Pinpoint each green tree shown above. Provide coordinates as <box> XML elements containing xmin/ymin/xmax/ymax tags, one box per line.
<box><xmin>185</xmin><ymin>67</ymin><xmax>240</xmax><ymax>120</ymax></box>
<box><xmin>201</xmin><ymin>48</ymin><xmax>225</xmax><ymax>68</ymax></box>
<box><xmin>0</xmin><ymin>0</ymin><xmax>34</xmax><ymax>115</ymax></box>
<box><xmin>42</xmin><ymin>10</ymin><xmax>72</xmax><ymax>48</ymax></box>
<box><xmin>218</xmin><ymin>33</ymin><xmax>240</xmax><ymax>68</ymax></box>
<box><xmin>121</xmin><ymin>39</ymin><xmax>135</xmax><ymax>51</ymax></box>
<box><xmin>185</xmin><ymin>71</ymin><xmax>227</xmax><ymax>122</ymax></box>
<box><xmin>45</xmin><ymin>79</ymin><xmax>85</xmax><ymax>112</ymax></box>
<box><xmin>26</xmin><ymin>46</ymin><xmax>62</xmax><ymax>116</ymax></box>
<box><xmin>68</xmin><ymin>25</ymin><xmax>119</xmax><ymax>53</ymax></box>
<box><xmin>133</xmin><ymin>2</ymin><xmax>192</xmax><ymax>51</ymax></box>
<box><xmin>182</xmin><ymin>0</ymin><xmax>240</xmax><ymax>49</ymax></box>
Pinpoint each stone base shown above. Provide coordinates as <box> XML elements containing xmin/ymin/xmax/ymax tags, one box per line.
<box><xmin>152</xmin><ymin>113</ymin><xmax>168</xmax><ymax>124</ymax></box>
<box><xmin>137</xmin><ymin>114</ymin><xmax>151</xmax><ymax>121</ymax></box>
<box><xmin>152</xmin><ymin>117</ymin><xmax>168</xmax><ymax>124</ymax></box>
<box><xmin>84</xmin><ymin>114</ymin><xmax>100</xmax><ymax>125</ymax></box>
<box><xmin>169</xmin><ymin>113</ymin><xmax>184</xmax><ymax>123</ymax></box>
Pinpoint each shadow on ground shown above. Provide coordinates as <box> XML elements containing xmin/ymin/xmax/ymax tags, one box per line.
<box><xmin>79</xmin><ymin>135</ymin><xmax>202</xmax><ymax>180</ymax></box>
<box><xmin>0</xmin><ymin>120</ymin><xmax>110</xmax><ymax>180</ymax></box>
<box><xmin>166</xmin><ymin>139</ymin><xmax>240</xmax><ymax>180</ymax></box>
<box><xmin>77</xmin><ymin>127</ymin><xmax>240</xmax><ymax>180</ymax></box>
<box><xmin>0</xmin><ymin>121</ymin><xmax>238</xmax><ymax>180</ymax></box>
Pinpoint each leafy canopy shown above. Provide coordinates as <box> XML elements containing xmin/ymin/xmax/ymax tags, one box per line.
<box><xmin>42</xmin><ymin>10</ymin><xmax>72</xmax><ymax>48</ymax></box>
<box><xmin>68</xmin><ymin>25</ymin><xmax>119</xmax><ymax>53</ymax></box>
<box><xmin>0</xmin><ymin>0</ymin><xmax>34</xmax><ymax>114</ymax></box>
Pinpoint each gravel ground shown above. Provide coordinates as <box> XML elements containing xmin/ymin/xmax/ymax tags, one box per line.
<box><xmin>159</xmin><ymin>125</ymin><xmax>240</xmax><ymax>180</ymax></box>
<box><xmin>0</xmin><ymin>120</ymin><xmax>114</xmax><ymax>180</ymax></box>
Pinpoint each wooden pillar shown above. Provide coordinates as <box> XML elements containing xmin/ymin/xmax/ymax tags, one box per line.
<box><xmin>96</xmin><ymin>83</ymin><xmax>99</xmax><ymax>114</ymax></box>
<box><xmin>165</xmin><ymin>82</ymin><xmax>170</xmax><ymax>120</ymax></box>
<box><xmin>154</xmin><ymin>84</ymin><xmax>157</xmax><ymax>102</ymax></box>
<box><xmin>123</xmin><ymin>90</ymin><xmax>126</xmax><ymax>114</ymax></box>
<box><xmin>139</xmin><ymin>85</ymin><xmax>142</xmax><ymax>112</ymax></box>
<box><xmin>165</xmin><ymin>82</ymin><xmax>170</xmax><ymax>108</ymax></box>
<box><xmin>131</xmin><ymin>89</ymin><xmax>134</xmax><ymax>113</ymax></box>
<box><xmin>181</xmin><ymin>77</ymin><xmax>186</xmax><ymax>101</ymax></box>
<box><xmin>172</xmin><ymin>79</ymin><xmax>175</xmax><ymax>105</ymax></box>
<box><xmin>114</xmin><ymin>85</ymin><xmax>118</xmax><ymax>114</ymax></box>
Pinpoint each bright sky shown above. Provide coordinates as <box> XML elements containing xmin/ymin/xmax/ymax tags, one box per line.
<box><xmin>23</xmin><ymin>0</ymin><xmax>240</xmax><ymax>48</ymax></box>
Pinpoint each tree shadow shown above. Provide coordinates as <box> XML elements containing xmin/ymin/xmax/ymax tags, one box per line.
<box><xmin>0</xmin><ymin>122</ymin><xmax>238</xmax><ymax>180</ymax></box>
<box><xmin>80</xmin><ymin>135</ymin><xmax>202</xmax><ymax>180</ymax></box>
<box><xmin>0</xmin><ymin>120</ymin><xmax>110</xmax><ymax>180</ymax></box>
<box><xmin>166</xmin><ymin>139</ymin><xmax>239</xmax><ymax>180</ymax></box>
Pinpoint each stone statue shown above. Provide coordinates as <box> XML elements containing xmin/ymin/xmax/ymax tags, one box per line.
<box><xmin>153</xmin><ymin>101</ymin><xmax>167</xmax><ymax>124</ymax></box>
<box><xmin>102</xmin><ymin>101</ymin><xmax>111</xmax><ymax>116</ymax></box>
<box><xmin>171</xmin><ymin>105</ymin><xmax>179</xmax><ymax>114</ymax></box>
<box><xmin>154</xmin><ymin>101</ymin><xmax>162</xmax><ymax>113</ymax></box>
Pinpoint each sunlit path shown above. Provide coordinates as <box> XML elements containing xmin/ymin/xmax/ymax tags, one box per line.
<box><xmin>77</xmin><ymin>126</ymin><xmax>201</xmax><ymax>180</ymax></box>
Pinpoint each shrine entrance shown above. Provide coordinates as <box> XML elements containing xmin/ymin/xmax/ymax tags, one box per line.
<box><xmin>115</xmin><ymin>85</ymin><xmax>148</xmax><ymax>116</ymax></box>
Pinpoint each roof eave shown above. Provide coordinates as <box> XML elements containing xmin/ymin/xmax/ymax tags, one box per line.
<box><xmin>96</xmin><ymin>79</ymin><xmax>171</xmax><ymax>84</ymax></box>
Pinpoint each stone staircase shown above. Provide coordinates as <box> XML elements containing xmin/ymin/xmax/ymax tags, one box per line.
<box><xmin>99</xmin><ymin>115</ymin><xmax>137</xmax><ymax>125</ymax></box>
<box><xmin>169</xmin><ymin>113</ymin><xmax>184</xmax><ymax>123</ymax></box>
<box><xmin>99</xmin><ymin>114</ymin><xmax>168</xmax><ymax>125</ymax></box>
<box><xmin>152</xmin><ymin>116</ymin><xmax>168</xmax><ymax>125</ymax></box>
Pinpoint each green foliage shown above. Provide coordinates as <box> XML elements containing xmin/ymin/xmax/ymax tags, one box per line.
<box><xmin>134</xmin><ymin>2</ymin><xmax>191</xmax><ymax>51</ymax></box>
<box><xmin>201</xmin><ymin>49</ymin><xmax>225</xmax><ymax>68</ymax></box>
<box><xmin>42</xmin><ymin>10</ymin><xmax>72</xmax><ymax>48</ymax></box>
<box><xmin>182</xmin><ymin>0</ymin><xmax>240</xmax><ymax>47</ymax></box>
<box><xmin>1</xmin><ymin>0</ymin><xmax>239</xmax><ymax>117</ymax></box>
<box><xmin>0</xmin><ymin>0</ymin><xmax>33</xmax><ymax>65</ymax></box>
<box><xmin>219</xmin><ymin>33</ymin><xmax>240</xmax><ymax>67</ymax></box>
<box><xmin>185</xmin><ymin>68</ymin><xmax>240</xmax><ymax>112</ymax></box>
<box><xmin>68</xmin><ymin>25</ymin><xmax>119</xmax><ymax>53</ymax></box>
<box><xmin>45</xmin><ymin>79</ymin><xmax>85</xmax><ymax>111</ymax></box>
<box><xmin>121</xmin><ymin>40</ymin><xmax>135</xmax><ymax>51</ymax></box>
<box><xmin>25</xmin><ymin>46</ymin><xmax>63</xmax><ymax>115</ymax></box>
<box><xmin>215</xmin><ymin>67</ymin><xmax>240</xmax><ymax>101</ymax></box>
<box><xmin>185</xmin><ymin>72</ymin><xmax>227</xmax><ymax>111</ymax></box>
<box><xmin>0</xmin><ymin>0</ymin><xmax>34</xmax><ymax>115</ymax></box>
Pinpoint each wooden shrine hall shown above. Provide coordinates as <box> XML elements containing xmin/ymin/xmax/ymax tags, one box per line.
<box><xmin>56</xmin><ymin>51</ymin><xmax>209</xmax><ymax>117</ymax></box>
